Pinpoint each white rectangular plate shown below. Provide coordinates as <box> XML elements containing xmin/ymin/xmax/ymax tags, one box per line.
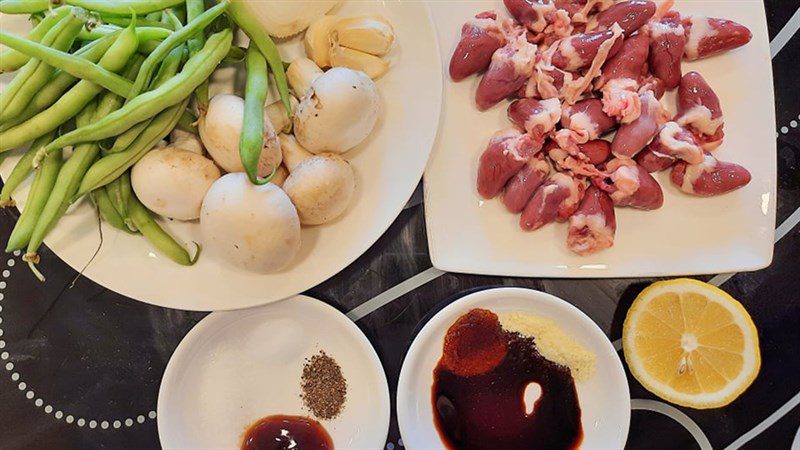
<box><xmin>424</xmin><ymin>0</ymin><xmax>776</xmax><ymax>278</ymax></box>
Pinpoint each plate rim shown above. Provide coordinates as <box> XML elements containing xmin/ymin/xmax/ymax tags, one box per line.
<box><xmin>396</xmin><ymin>286</ymin><xmax>631</xmax><ymax>449</ymax></box>
<box><xmin>156</xmin><ymin>294</ymin><xmax>391</xmax><ymax>448</ymax></box>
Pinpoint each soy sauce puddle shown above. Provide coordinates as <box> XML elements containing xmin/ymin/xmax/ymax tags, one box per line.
<box><xmin>242</xmin><ymin>415</ymin><xmax>333</xmax><ymax>450</ymax></box>
<box><xmin>432</xmin><ymin>308</ymin><xmax>583</xmax><ymax>450</ymax></box>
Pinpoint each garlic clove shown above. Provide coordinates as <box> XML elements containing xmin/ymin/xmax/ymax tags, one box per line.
<box><xmin>331</xmin><ymin>16</ymin><xmax>395</xmax><ymax>56</ymax></box>
<box><xmin>305</xmin><ymin>15</ymin><xmax>340</xmax><ymax>68</ymax></box>
<box><xmin>286</xmin><ymin>58</ymin><xmax>324</xmax><ymax>97</ymax></box>
<box><xmin>329</xmin><ymin>44</ymin><xmax>389</xmax><ymax>79</ymax></box>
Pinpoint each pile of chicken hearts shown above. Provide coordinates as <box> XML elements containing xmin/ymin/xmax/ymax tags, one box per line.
<box><xmin>452</xmin><ymin>0</ymin><xmax>754</xmax><ymax>255</ymax></box>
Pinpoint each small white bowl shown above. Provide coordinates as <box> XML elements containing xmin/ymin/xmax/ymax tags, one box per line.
<box><xmin>157</xmin><ymin>295</ymin><xmax>390</xmax><ymax>449</ymax></box>
<box><xmin>397</xmin><ymin>287</ymin><xmax>630</xmax><ymax>449</ymax></box>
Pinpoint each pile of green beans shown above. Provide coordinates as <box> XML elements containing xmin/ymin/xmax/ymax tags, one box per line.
<box><xmin>0</xmin><ymin>132</ymin><xmax>55</xmax><ymax>207</ymax></box>
<box><xmin>37</xmin><ymin>28</ymin><xmax>232</xmax><ymax>159</ymax></box>
<box><xmin>0</xmin><ymin>21</ymin><xmax>139</xmax><ymax>153</ymax></box>
<box><xmin>0</xmin><ymin>0</ymin><xmax>292</xmax><ymax>277</ymax></box>
<box><xmin>127</xmin><ymin>1</ymin><xmax>228</xmax><ymax>99</ymax></box>
<box><xmin>0</xmin><ymin>7</ymin><xmax>86</xmax><ymax>123</ymax></box>
<box><xmin>0</xmin><ymin>35</ymin><xmax>119</xmax><ymax>132</ymax></box>
<box><xmin>0</xmin><ymin>6</ymin><xmax>72</xmax><ymax>73</ymax></box>
<box><xmin>0</xmin><ymin>30</ymin><xmax>134</xmax><ymax>97</ymax></box>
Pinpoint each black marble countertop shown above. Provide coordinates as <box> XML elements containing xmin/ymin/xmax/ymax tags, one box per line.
<box><xmin>1</xmin><ymin>1</ymin><xmax>799</xmax><ymax>449</ymax></box>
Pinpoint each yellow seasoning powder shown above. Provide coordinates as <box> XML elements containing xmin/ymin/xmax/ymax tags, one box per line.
<box><xmin>499</xmin><ymin>312</ymin><xmax>596</xmax><ymax>382</ymax></box>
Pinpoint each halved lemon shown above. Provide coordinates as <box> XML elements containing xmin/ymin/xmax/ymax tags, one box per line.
<box><xmin>622</xmin><ymin>278</ymin><xmax>760</xmax><ymax>409</ymax></box>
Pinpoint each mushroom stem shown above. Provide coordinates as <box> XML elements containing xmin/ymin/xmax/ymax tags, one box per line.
<box><xmin>279</xmin><ymin>133</ymin><xmax>314</xmax><ymax>172</ymax></box>
<box><xmin>271</xmin><ymin>164</ymin><xmax>289</xmax><ymax>187</ymax></box>
<box><xmin>286</xmin><ymin>58</ymin><xmax>324</xmax><ymax>97</ymax></box>
<box><xmin>265</xmin><ymin>96</ymin><xmax>299</xmax><ymax>133</ymax></box>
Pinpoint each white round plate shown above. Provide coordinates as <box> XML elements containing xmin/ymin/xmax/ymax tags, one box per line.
<box><xmin>157</xmin><ymin>295</ymin><xmax>390</xmax><ymax>449</ymax></box>
<box><xmin>397</xmin><ymin>287</ymin><xmax>630</xmax><ymax>449</ymax></box>
<box><xmin>0</xmin><ymin>0</ymin><xmax>442</xmax><ymax>311</ymax></box>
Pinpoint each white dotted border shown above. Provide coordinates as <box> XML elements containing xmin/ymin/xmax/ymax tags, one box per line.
<box><xmin>777</xmin><ymin>113</ymin><xmax>800</xmax><ymax>137</ymax></box>
<box><xmin>0</xmin><ymin>251</ymin><xmax>157</xmax><ymax>430</ymax></box>
<box><xmin>386</xmin><ymin>438</ymin><xmax>404</xmax><ymax>449</ymax></box>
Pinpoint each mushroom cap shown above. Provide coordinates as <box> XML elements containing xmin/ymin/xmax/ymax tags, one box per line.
<box><xmin>293</xmin><ymin>67</ymin><xmax>380</xmax><ymax>154</ymax></box>
<box><xmin>131</xmin><ymin>147</ymin><xmax>221</xmax><ymax>221</ymax></box>
<box><xmin>200</xmin><ymin>173</ymin><xmax>301</xmax><ymax>273</ymax></box>
<box><xmin>283</xmin><ymin>153</ymin><xmax>355</xmax><ymax>225</ymax></box>
<box><xmin>199</xmin><ymin>94</ymin><xmax>282</xmax><ymax>176</ymax></box>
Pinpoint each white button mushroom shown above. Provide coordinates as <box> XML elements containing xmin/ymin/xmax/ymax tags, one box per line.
<box><xmin>292</xmin><ymin>66</ymin><xmax>380</xmax><ymax>154</ymax></box>
<box><xmin>131</xmin><ymin>147</ymin><xmax>222</xmax><ymax>221</ymax></box>
<box><xmin>280</xmin><ymin>134</ymin><xmax>355</xmax><ymax>225</ymax></box>
<box><xmin>200</xmin><ymin>173</ymin><xmax>301</xmax><ymax>273</ymax></box>
<box><xmin>198</xmin><ymin>94</ymin><xmax>282</xmax><ymax>176</ymax></box>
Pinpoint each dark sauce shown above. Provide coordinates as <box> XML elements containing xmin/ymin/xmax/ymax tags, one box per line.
<box><xmin>241</xmin><ymin>415</ymin><xmax>333</xmax><ymax>450</ymax></box>
<box><xmin>432</xmin><ymin>308</ymin><xmax>583</xmax><ymax>450</ymax></box>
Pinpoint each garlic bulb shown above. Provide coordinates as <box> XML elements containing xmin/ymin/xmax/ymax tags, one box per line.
<box><xmin>235</xmin><ymin>0</ymin><xmax>341</xmax><ymax>38</ymax></box>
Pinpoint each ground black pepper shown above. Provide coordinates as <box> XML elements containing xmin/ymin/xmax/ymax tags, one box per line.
<box><xmin>300</xmin><ymin>351</ymin><xmax>347</xmax><ymax>420</ymax></box>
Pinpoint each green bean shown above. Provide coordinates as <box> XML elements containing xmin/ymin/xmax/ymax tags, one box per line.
<box><xmin>139</xmin><ymin>38</ymin><xmax>246</xmax><ymax>58</ymax></box>
<box><xmin>0</xmin><ymin>132</ymin><xmax>55</xmax><ymax>207</ymax></box>
<box><xmin>226</xmin><ymin>0</ymin><xmax>292</xmax><ymax>117</ymax></box>
<box><xmin>103</xmin><ymin>45</ymin><xmax>185</xmax><ymax>154</ymax></box>
<box><xmin>74</xmin><ymin>98</ymin><xmax>189</xmax><ymax>198</ymax></box>
<box><xmin>223</xmin><ymin>45</ymin><xmax>247</xmax><ymax>64</ymax></box>
<box><xmin>104</xmin><ymin>121</ymin><xmax>150</xmax><ymax>155</ymax></box>
<box><xmin>176</xmin><ymin>109</ymin><xmax>197</xmax><ymax>134</ymax></box>
<box><xmin>23</xmin><ymin>56</ymin><xmax>144</xmax><ymax>264</ymax></box>
<box><xmin>137</xmin><ymin>40</ymin><xmax>161</xmax><ymax>54</ymax></box>
<box><xmin>127</xmin><ymin>192</ymin><xmax>199</xmax><ymax>265</ymax></box>
<box><xmin>0</xmin><ymin>8</ymin><xmax>87</xmax><ymax>123</ymax></box>
<box><xmin>186</xmin><ymin>0</ymin><xmax>208</xmax><ymax>109</ymax></box>
<box><xmin>6</xmin><ymin>142</ymin><xmax>62</xmax><ymax>253</ymax></box>
<box><xmin>0</xmin><ymin>31</ymin><xmax>134</xmax><ymax>97</ymax></box>
<box><xmin>163</xmin><ymin>9</ymin><xmax>183</xmax><ymax>29</ymax></box>
<box><xmin>39</xmin><ymin>29</ymin><xmax>231</xmax><ymax>158</ymax></box>
<box><xmin>240</xmin><ymin>45</ymin><xmax>272</xmax><ymax>185</ymax></box>
<box><xmin>128</xmin><ymin>1</ymin><xmax>228</xmax><ymax>99</ymax></box>
<box><xmin>0</xmin><ymin>35</ymin><xmax>117</xmax><ymax>133</ymax></box>
<box><xmin>105</xmin><ymin>175</ymin><xmax>128</xmax><ymax>219</ymax></box>
<box><xmin>78</xmin><ymin>25</ymin><xmax>172</xmax><ymax>43</ymax></box>
<box><xmin>74</xmin><ymin>0</ymin><xmax>185</xmax><ymax>14</ymax></box>
<box><xmin>90</xmin><ymin>188</ymin><xmax>132</xmax><ymax>233</ymax></box>
<box><xmin>0</xmin><ymin>0</ymin><xmax>48</xmax><ymax>14</ymax></box>
<box><xmin>0</xmin><ymin>0</ymin><xmax>185</xmax><ymax>15</ymax></box>
<box><xmin>0</xmin><ymin>22</ymin><xmax>139</xmax><ymax>154</ymax></box>
<box><xmin>151</xmin><ymin>44</ymin><xmax>187</xmax><ymax>85</ymax></box>
<box><xmin>169</xmin><ymin>6</ymin><xmax>187</xmax><ymax>24</ymax></box>
<box><xmin>99</xmin><ymin>15</ymin><xmax>175</xmax><ymax>30</ymax></box>
<box><xmin>0</xmin><ymin>6</ymin><xmax>71</xmax><ymax>73</ymax></box>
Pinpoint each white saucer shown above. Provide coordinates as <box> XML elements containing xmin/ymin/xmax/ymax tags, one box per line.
<box><xmin>397</xmin><ymin>287</ymin><xmax>630</xmax><ymax>449</ymax></box>
<box><xmin>157</xmin><ymin>295</ymin><xmax>390</xmax><ymax>449</ymax></box>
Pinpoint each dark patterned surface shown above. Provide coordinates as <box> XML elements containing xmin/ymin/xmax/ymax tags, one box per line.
<box><xmin>1</xmin><ymin>1</ymin><xmax>799</xmax><ymax>449</ymax></box>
